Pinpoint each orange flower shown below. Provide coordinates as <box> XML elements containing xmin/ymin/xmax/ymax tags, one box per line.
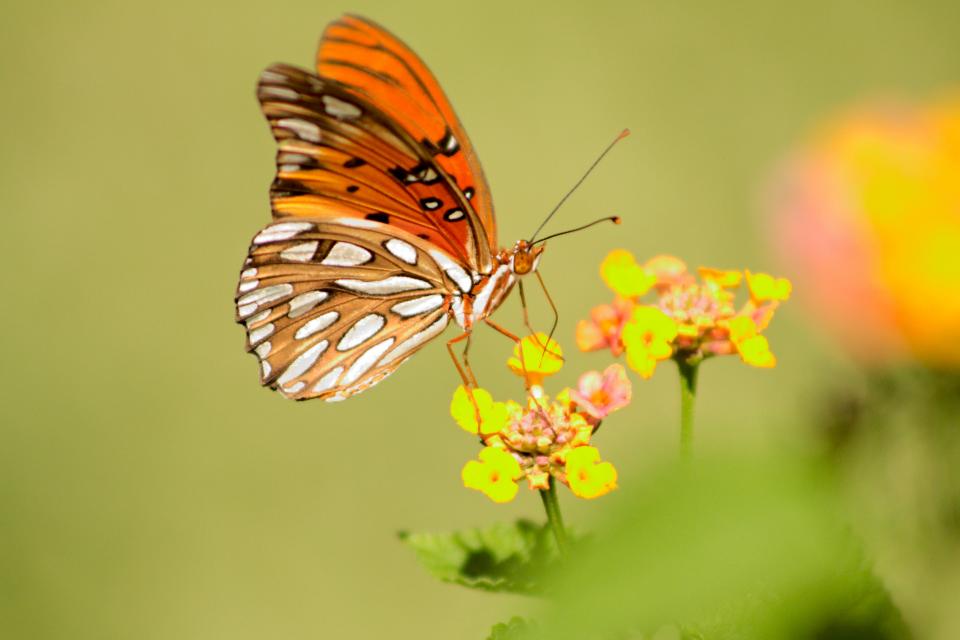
<box><xmin>575</xmin><ymin>297</ymin><xmax>634</xmax><ymax>356</ymax></box>
<box><xmin>771</xmin><ymin>96</ymin><xmax>960</xmax><ymax>366</ymax></box>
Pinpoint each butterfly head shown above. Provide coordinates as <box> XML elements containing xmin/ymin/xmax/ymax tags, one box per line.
<box><xmin>507</xmin><ymin>240</ymin><xmax>544</xmax><ymax>276</ymax></box>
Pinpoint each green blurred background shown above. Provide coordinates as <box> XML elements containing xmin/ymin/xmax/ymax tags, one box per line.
<box><xmin>2</xmin><ymin>1</ymin><xmax>959</xmax><ymax>638</ymax></box>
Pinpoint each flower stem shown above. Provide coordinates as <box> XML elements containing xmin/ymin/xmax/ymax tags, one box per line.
<box><xmin>676</xmin><ymin>358</ymin><xmax>700</xmax><ymax>459</ymax></box>
<box><xmin>540</xmin><ymin>477</ymin><xmax>569</xmax><ymax>556</ymax></box>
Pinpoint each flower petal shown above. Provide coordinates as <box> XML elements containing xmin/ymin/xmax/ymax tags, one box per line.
<box><xmin>450</xmin><ymin>386</ymin><xmax>508</xmax><ymax>434</ymax></box>
<box><xmin>601</xmin><ymin>249</ymin><xmax>656</xmax><ymax>298</ymax></box>
<box><xmin>507</xmin><ymin>333</ymin><xmax>564</xmax><ymax>380</ymax></box>
<box><xmin>565</xmin><ymin>446</ymin><xmax>618</xmax><ymax>499</ymax></box>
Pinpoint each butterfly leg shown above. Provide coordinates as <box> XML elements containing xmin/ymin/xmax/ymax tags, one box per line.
<box><xmin>483</xmin><ymin>319</ymin><xmax>533</xmax><ymax>390</ymax></box>
<box><xmin>446</xmin><ymin>331</ymin><xmax>477</xmax><ymax>388</ymax></box>
<box><xmin>447</xmin><ymin>331</ymin><xmax>483</xmax><ymax>426</ymax></box>
<box><xmin>516</xmin><ymin>280</ymin><xmax>539</xmax><ymax>338</ymax></box>
<box><xmin>535</xmin><ymin>271</ymin><xmax>563</xmax><ymax>365</ymax></box>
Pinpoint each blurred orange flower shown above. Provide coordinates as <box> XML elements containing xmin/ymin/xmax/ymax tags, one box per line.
<box><xmin>772</xmin><ymin>96</ymin><xmax>960</xmax><ymax>366</ymax></box>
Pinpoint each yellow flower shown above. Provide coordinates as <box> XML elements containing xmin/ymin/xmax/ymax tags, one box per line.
<box><xmin>698</xmin><ymin>267</ymin><xmax>743</xmax><ymax>289</ymax></box>
<box><xmin>726</xmin><ymin>316</ymin><xmax>777</xmax><ymax>368</ymax></box>
<box><xmin>745</xmin><ymin>270</ymin><xmax>792</xmax><ymax>303</ymax></box>
<box><xmin>462</xmin><ymin>446</ymin><xmax>523</xmax><ymax>503</ymax></box>
<box><xmin>450</xmin><ymin>385</ymin><xmax>508</xmax><ymax>435</ymax></box>
<box><xmin>507</xmin><ymin>333</ymin><xmax>563</xmax><ymax>386</ymax></box>
<box><xmin>600</xmin><ymin>249</ymin><xmax>656</xmax><ymax>298</ymax></box>
<box><xmin>622</xmin><ymin>306</ymin><xmax>678</xmax><ymax>379</ymax></box>
<box><xmin>564</xmin><ymin>446</ymin><xmax>618</xmax><ymax>499</ymax></box>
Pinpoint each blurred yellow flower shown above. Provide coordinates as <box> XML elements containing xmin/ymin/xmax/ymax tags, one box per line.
<box><xmin>450</xmin><ymin>385</ymin><xmax>508</xmax><ymax>435</ymax></box>
<box><xmin>745</xmin><ymin>270</ymin><xmax>792</xmax><ymax>303</ymax></box>
<box><xmin>699</xmin><ymin>267</ymin><xmax>743</xmax><ymax>289</ymax></box>
<box><xmin>600</xmin><ymin>249</ymin><xmax>656</xmax><ymax>298</ymax></box>
<box><xmin>564</xmin><ymin>446</ymin><xmax>618</xmax><ymax>499</ymax></box>
<box><xmin>622</xmin><ymin>306</ymin><xmax>678</xmax><ymax>379</ymax></box>
<box><xmin>507</xmin><ymin>332</ymin><xmax>563</xmax><ymax>386</ymax></box>
<box><xmin>462</xmin><ymin>446</ymin><xmax>522</xmax><ymax>503</ymax></box>
<box><xmin>772</xmin><ymin>96</ymin><xmax>960</xmax><ymax>366</ymax></box>
<box><xmin>726</xmin><ymin>316</ymin><xmax>777</xmax><ymax>368</ymax></box>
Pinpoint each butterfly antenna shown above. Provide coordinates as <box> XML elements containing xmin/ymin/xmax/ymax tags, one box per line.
<box><xmin>529</xmin><ymin>128</ymin><xmax>630</xmax><ymax>242</ymax></box>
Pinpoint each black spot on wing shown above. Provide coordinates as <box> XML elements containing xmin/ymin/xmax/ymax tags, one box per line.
<box><xmin>366</xmin><ymin>212</ymin><xmax>390</xmax><ymax>223</ymax></box>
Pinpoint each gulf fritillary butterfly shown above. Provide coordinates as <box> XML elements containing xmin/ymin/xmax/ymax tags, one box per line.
<box><xmin>235</xmin><ymin>15</ymin><xmax>617</xmax><ymax>402</ymax></box>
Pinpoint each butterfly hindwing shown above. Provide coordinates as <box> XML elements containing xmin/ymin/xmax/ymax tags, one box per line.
<box><xmin>235</xmin><ymin>217</ymin><xmax>470</xmax><ymax>401</ymax></box>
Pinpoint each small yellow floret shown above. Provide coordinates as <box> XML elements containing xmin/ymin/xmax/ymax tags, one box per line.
<box><xmin>564</xmin><ymin>446</ymin><xmax>618</xmax><ymax>499</ymax></box>
<box><xmin>507</xmin><ymin>333</ymin><xmax>564</xmax><ymax>384</ymax></box>
<box><xmin>601</xmin><ymin>249</ymin><xmax>656</xmax><ymax>298</ymax></box>
<box><xmin>698</xmin><ymin>266</ymin><xmax>743</xmax><ymax>288</ymax></box>
<box><xmin>450</xmin><ymin>385</ymin><xmax>508</xmax><ymax>435</ymax></box>
<box><xmin>745</xmin><ymin>271</ymin><xmax>792</xmax><ymax>302</ymax></box>
<box><xmin>462</xmin><ymin>447</ymin><xmax>522</xmax><ymax>503</ymax></box>
<box><xmin>622</xmin><ymin>306</ymin><xmax>678</xmax><ymax>379</ymax></box>
<box><xmin>726</xmin><ymin>316</ymin><xmax>777</xmax><ymax>367</ymax></box>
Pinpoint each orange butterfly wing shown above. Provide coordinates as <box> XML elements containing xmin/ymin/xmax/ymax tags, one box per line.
<box><xmin>316</xmin><ymin>15</ymin><xmax>497</xmax><ymax>258</ymax></box>
<box><xmin>259</xmin><ymin>64</ymin><xmax>492</xmax><ymax>272</ymax></box>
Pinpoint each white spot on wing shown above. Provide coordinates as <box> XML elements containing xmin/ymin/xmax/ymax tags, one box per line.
<box><xmin>313</xmin><ymin>366</ymin><xmax>343</xmax><ymax>393</ymax></box>
<box><xmin>237</xmin><ymin>283</ymin><xmax>294</xmax><ymax>307</ymax></box>
<box><xmin>255</xmin><ymin>341</ymin><xmax>272</xmax><ymax>358</ymax></box>
<box><xmin>238</xmin><ymin>303</ymin><xmax>257</xmax><ymax>318</ymax></box>
<box><xmin>261</xmin><ymin>360</ymin><xmax>272</xmax><ymax>379</ymax></box>
<box><xmin>321</xmin><ymin>242</ymin><xmax>372</xmax><ymax>266</ymax></box>
<box><xmin>241</xmin><ymin>268</ymin><xmax>257</xmax><ymax>279</ymax></box>
<box><xmin>333</xmin><ymin>217</ymin><xmax>380</xmax><ymax>229</ymax></box>
<box><xmin>238</xmin><ymin>279</ymin><xmax>259</xmax><ymax>293</ymax></box>
<box><xmin>276</xmin><ymin>118</ymin><xmax>321</xmax><ymax>143</ymax></box>
<box><xmin>337</xmin><ymin>313</ymin><xmax>385</xmax><ymax>351</ymax></box>
<box><xmin>334</xmin><ymin>276</ymin><xmax>432</xmax><ymax>295</ymax></box>
<box><xmin>390</xmin><ymin>294</ymin><xmax>445</xmax><ymax>317</ymax></box>
<box><xmin>280</xmin><ymin>240</ymin><xmax>319</xmax><ymax>262</ymax></box>
<box><xmin>260</xmin><ymin>69</ymin><xmax>287</xmax><ymax>83</ymax></box>
<box><xmin>384</xmin><ymin>238</ymin><xmax>417</xmax><ymax>265</ymax></box>
<box><xmin>295</xmin><ymin>311</ymin><xmax>339</xmax><ymax>339</ymax></box>
<box><xmin>246</xmin><ymin>309</ymin><xmax>271</xmax><ymax>326</ymax></box>
<box><xmin>277</xmin><ymin>340</ymin><xmax>329</xmax><ymax>386</ymax></box>
<box><xmin>381</xmin><ymin>315</ymin><xmax>449</xmax><ymax>365</ymax></box>
<box><xmin>249</xmin><ymin>322</ymin><xmax>275</xmax><ymax>345</ymax></box>
<box><xmin>261</xmin><ymin>86</ymin><xmax>299</xmax><ymax>100</ymax></box>
<box><xmin>283</xmin><ymin>381</ymin><xmax>306</xmax><ymax>394</ymax></box>
<box><xmin>428</xmin><ymin>249</ymin><xmax>472</xmax><ymax>293</ymax></box>
<box><xmin>254</xmin><ymin>221</ymin><xmax>314</xmax><ymax>244</ymax></box>
<box><xmin>322</xmin><ymin>95</ymin><xmax>362</xmax><ymax>118</ymax></box>
<box><xmin>288</xmin><ymin>290</ymin><xmax>328</xmax><ymax>319</ymax></box>
<box><xmin>341</xmin><ymin>338</ymin><xmax>396</xmax><ymax>385</ymax></box>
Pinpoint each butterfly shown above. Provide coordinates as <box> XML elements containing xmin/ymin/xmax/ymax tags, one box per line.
<box><xmin>235</xmin><ymin>15</ymin><xmax>611</xmax><ymax>402</ymax></box>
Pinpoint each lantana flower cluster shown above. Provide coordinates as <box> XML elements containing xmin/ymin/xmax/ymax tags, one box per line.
<box><xmin>451</xmin><ymin>334</ymin><xmax>630</xmax><ymax>503</ymax></box>
<box><xmin>577</xmin><ymin>250</ymin><xmax>791</xmax><ymax>379</ymax></box>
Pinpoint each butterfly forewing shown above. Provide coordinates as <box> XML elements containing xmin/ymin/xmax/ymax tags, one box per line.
<box><xmin>257</xmin><ymin>63</ymin><xmax>493</xmax><ymax>273</ymax></box>
<box><xmin>316</xmin><ymin>15</ymin><xmax>497</xmax><ymax>250</ymax></box>
<box><xmin>236</xmin><ymin>218</ymin><xmax>469</xmax><ymax>401</ymax></box>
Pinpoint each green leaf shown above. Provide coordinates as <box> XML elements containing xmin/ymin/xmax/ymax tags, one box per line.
<box><xmin>486</xmin><ymin>617</ymin><xmax>536</xmax><ymax>640</ymax></box>
<box><xmin>399</xmin><ymin>519</ymin><xmax>555</xmax><ymax>594</ymax></box>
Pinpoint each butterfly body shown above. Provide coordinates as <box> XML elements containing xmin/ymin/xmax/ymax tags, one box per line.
<box><xmin>235</xmin><ymin>16</ymin><xmax>546</xmax><ymax>402</ymax></box>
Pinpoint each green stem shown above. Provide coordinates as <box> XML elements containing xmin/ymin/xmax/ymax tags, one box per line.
<box><xmin>540</xmin><ymin>477</ymin><xmax>569</xmax><ymax>556</ymax></box>
<box><xmin>676</xmin><ymin>358</ymin><xmax>700</xmax><ymax>459</ymax></box>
